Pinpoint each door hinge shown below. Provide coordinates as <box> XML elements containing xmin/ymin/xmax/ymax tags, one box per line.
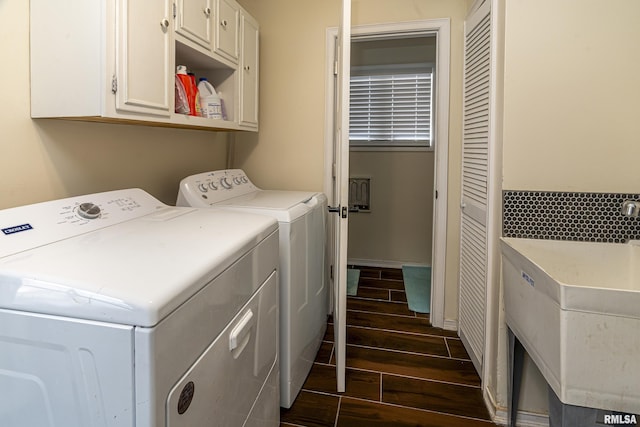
<box><xmin>330</xmin><ymin>265</ymin><xmax>334</xmax><ymax>280</ymax></box>
<box><xmin>172</xmin><ymin>2</ymin><xmax>176</xmax><ymax>19</ymax></box>
<box><xmin>111</xmin><ymin>75</ymin><xmax>117</xmax><ymax>94</ymax></box>
<box><xmin>333</xmin><ymin>61</ymin><xmax>338</xmax><ymax>76</ymax></box>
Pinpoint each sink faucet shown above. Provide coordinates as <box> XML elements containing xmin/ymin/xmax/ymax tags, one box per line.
<box><xmin>622</xmin><ymin>200</ymin><xmax>640</xmax><ymax>218</ymax></box>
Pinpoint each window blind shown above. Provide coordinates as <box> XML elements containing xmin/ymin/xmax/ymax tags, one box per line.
<box><xmin>349</xmin><ymin>71</ymin><xmax>433</xmax><ymax>147</ymax></box>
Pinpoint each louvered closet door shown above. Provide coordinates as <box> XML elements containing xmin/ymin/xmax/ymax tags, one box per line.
<box><xmin>459</xmin><ymin>0</ymin><xmax>491</xmax><ymax>375</ymax></box>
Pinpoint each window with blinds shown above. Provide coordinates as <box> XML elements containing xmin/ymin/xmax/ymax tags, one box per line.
<box><xmin>349</xmin><ymin>67</ymin><xmax>433</xmax><ymax>148</ymax></box>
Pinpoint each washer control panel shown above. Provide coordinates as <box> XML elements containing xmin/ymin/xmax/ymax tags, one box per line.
<box><xmin>0</xmin><ymin>189</ymin><xmax>166</xmax><ymax>258</ymax></box>
<box><xmin>177</xmin><ymin>169</ymin><xmax>259</xmax><ymax>207</ymax></box>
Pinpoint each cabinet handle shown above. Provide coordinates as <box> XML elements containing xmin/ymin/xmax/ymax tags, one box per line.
<box><xmin>160</xmin><ymin>18</ymin><xmax>170</xmax><ymax>30</ymax></box>
<box><xmin>220</xmin><ymin>19</ymin><xmax>228</xmax><ymax>29</ymax></box>
<box><xmin>244</xmin><ymin>65</ymin><xmax>250</xmax><ymax>71</ymax></box>
<box><xmin>204</xmin><ymin>7</ymin><xmax>211</xmax><ymax>17</ymax></box>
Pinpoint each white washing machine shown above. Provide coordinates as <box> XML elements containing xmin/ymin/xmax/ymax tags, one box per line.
<box><xmin>177</xmin><ymin>169</ymin><xmax>328</xmax><ymax>408</ymax></box>
<box><xmin>0</xmin><ymin>188</ymin><xmax>280</xmax><ymax>427</ymax></box>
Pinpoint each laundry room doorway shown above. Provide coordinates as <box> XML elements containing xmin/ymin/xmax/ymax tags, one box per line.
<box><xmin>324</xmin><ymin>19</ymin><xmax>451</xmax><ymax>329</ymax></box>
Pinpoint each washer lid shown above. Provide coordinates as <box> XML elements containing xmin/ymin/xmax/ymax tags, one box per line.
<box><xmin>0</xmin><ymin>208</ymin><xmax>277</xmax><ymax>327</ymax></box>
<box><xmin>221</xmin><ymin>191</ymin><xmax>317</xmax><ymax>209</ymax></box>
<box><xmin>218</xmin><ymin>191</ymin><xmax>326</xmax><ymax>222</ymax></box>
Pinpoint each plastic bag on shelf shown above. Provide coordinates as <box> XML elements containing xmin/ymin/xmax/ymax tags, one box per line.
<box><xmin>175</xmin><ymin>75</ymin><xmax>190</xmax><ymax>114</ymax></box>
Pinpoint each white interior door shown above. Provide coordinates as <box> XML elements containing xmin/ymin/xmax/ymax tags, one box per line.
<box><xmin>459</xmin><ymin>0</ymin><xmax>491</xmax><ymax>375</ymax></box>
<box><xmin>331</xmin><ymin>0</ymin><xmax>351</xmax><ymax>393</ymax></box>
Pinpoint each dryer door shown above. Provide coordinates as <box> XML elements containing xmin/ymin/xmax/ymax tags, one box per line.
<box><xmin>165</xmin><ymin>272</ymin><xmax>278</xmax><ymax>426</ymax></box>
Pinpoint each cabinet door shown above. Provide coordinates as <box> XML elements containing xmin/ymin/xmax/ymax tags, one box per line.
<box><xmin>115</xmin><ymin>0</ymin><xmax>173</xmax><ymax>117</ymax></box>
<box><xmin>175</xmin><ymin>0</ymin><xmax>213</xmax><ymax>50</ymax></box>
<box><xmin>239</xmin><ymin>11</ymin><xmax>258</xmax><ymax>128</ymax></box>
<box><xmin>215</xmin><ymin>0</ymin><xmax>239</xmax><ymax>63</ymax></box>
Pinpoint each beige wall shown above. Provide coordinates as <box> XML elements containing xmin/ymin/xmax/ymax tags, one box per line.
<box><xmin>348</xmin><ymin>152</ymin><xmax>434</xmax><ymax>265</ymax></box>
<box><xmin>0</xmin><ymin>0</ymin><xmax>229</xmax><ymax>210</ymax></box>
<box><xmin>503</xmin><ymin>0</ymin><xmax>640</xmax><ymax>192</ymax></box>
<box><xmin>233</xmin><ymin>0</ymin><xmax>341</xmax><ymax>191</ymax></box>
<box><xmin>236</xmin><ymin>0</ymin><xmax>472</xmax><ymax>323</ymax></box>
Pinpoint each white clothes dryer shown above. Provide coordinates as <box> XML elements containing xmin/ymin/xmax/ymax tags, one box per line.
<box><xmin>177</xmin><ymin>169</ymin><xmax>328</xmax><ymax>408</ymax></box>
<box><xmin>0</xmin><ymin>189</ymin><xmax>280</xmax><ymax>427</ymax></box>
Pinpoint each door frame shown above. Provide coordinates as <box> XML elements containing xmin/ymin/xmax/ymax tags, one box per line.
<box><xmin>323</xmin><ymin>18</ymin><xmax>451</xmax><ymax>329</ymax></box>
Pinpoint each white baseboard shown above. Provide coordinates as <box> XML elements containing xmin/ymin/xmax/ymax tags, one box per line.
<box><xmin>493</xmin><ymin>407</ymin><xmax>549</xmax><ymax>426</ymax></box>
<box><xmin>493</xmin><ymin>409</ymin><xmax>549</xmax><ymax>427</ymax></box>
<box><xmin>347</xmin><ymin>258</ymin><xmax>430</xmax><ymax>269</ymax></box>
<box><xmin>348</xmin><ymin>258</ymin><xmax>402</xmax><ymax>269</ymax></box>
<box><xmin>443</xmin><ymin>318</ymin><xmax>458</xmax><ymax>332</ymax></box>
<box><xmin>484</xmin><ymin>388</ymin><xmax>500</xmax><ymax>424</ymax></box>
<box><xmin>484</xmin><ymin>385</ymin><xmax>549</xmax><ymax>426</ymax></box>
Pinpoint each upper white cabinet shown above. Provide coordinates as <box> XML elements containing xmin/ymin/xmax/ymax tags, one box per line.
<box><xmin>175</xmin><ymin>0</ymin><xmax>213</xmax><ymax>51</ymax></box>
<box><xmin>215</xmin><ymin>0</ymin><xmax>240</xmax><ymax>63</ymax></box>
<box><xmin>116</xmin><ymin>0</ymin><xmax>174</xmax><ymax>117</ymax></box>
<box><xmin>239</xmin><ymin>10</ymin><xmax>259</xmax><ymax>129</ymax></box>
<box><xmin>30</xmin><ymin>0</ymin><xmax>258</xmax><ymax>132</ymax></box>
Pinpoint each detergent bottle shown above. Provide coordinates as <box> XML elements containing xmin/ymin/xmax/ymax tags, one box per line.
<box><xmin>197</xmin><ymin>78</ymin><xmax>223</xmax><ymax>119</ymax></box>
<box><xmin>189</xmin><ymin>73</ymin><xmax>202</xmax><ymax>116</ymax></box>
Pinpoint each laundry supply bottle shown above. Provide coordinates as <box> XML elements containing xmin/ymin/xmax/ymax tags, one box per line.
<box><xmin>176</xmin><ymin>66</ymin><xmax>198</xmax><ymax>116</ymax></box>
<box><xmin>197</xmin><ymin>78</ymin><xmax>223</xmax><ymax>120</ymax></box>
<box><xmin>189</xmin><ymin>73</ymin><xmax>202</xmax><ymax>117</ymax></box>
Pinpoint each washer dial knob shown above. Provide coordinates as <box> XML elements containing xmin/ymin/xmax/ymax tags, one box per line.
<box><xmin>77</xmin><ymin>202</ymin><xmax>101</xmax><ymax>219</ymax></box>
<box><xmin>233</xmin><ymin>177</ymin><xmax>243</xmax><ymax>185</ymax></box>
<box><xmin>197</xmin><ymin>183</ymin><xmax>208</xmax><ymax>192</ymax></box>
<box><xmin>220</xmin><ymin>177</ymin><xmax>232</xmax><ymax>189</ymax></box>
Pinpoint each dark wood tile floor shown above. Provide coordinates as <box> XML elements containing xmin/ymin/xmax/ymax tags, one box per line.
<box><xmin>280</xmin><ymin>266</ymin><xmax>496</xmax><ymax>427</ymax></box>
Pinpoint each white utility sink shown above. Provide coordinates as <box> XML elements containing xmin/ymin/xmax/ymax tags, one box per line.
<box><xmin>501</xmin><ymin>238</ymin><xmax>640</xmax><ymax>414</ymax></box>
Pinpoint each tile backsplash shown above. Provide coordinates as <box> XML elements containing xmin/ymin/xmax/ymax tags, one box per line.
<box><xmin>503</xmin><ymin>190</ymin><xmax>640</xmax><ymax>243</ymax></box>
